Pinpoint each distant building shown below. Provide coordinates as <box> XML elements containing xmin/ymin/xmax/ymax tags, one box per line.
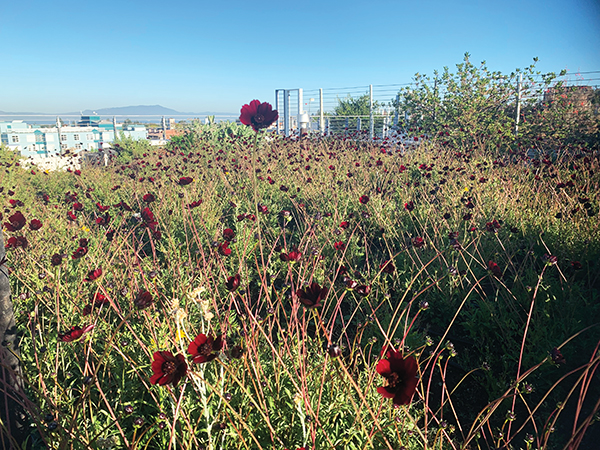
<box><xmin>0</xmin><ymin>116</ymin><xmax>147</xmax><ymax>158</ymax></box>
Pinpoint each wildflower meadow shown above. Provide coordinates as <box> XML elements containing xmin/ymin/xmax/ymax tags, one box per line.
<box><xmin>1</xmin><ymin>63</ymin><xmax>599</xmax><ymax>450</ymax></box>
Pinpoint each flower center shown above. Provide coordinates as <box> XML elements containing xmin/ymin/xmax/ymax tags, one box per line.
<box><xmin>199</xmin><ymin>342</ymin><xmax>214</xmax><ymax>356</ymax></box>
<box><xmin>162</xmin><ymin>361</ymin><xmax>177</xmax><ymax>375</ymax></box>
<box><xmin>253</xmin><ymin>114</ymin><xmax>265</xmax><ymax>124</ymax></box>
<box><xmin>386</xmin><ymin>372</ymin><xmax>401</xmax><ymax>389</ymax></box>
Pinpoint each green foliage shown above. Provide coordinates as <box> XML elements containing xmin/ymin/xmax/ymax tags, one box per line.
<box><xmin>395</xmin><ymin>53</ymin><xmax>564</xmax><ymax>150</ymax></box>
<box><xmin>0</xmin><ymin>143</ymin><xmax>21</xmax><ymax>165</ymax></box>
<box><xmin>2</xmin><ymin>130</ymin><xmax>599</xmax><ymax>449</ymax></box>
<box><xmin>112</xmin><ymin>133</ymin><xmax>152</xmax><ymax>164</ymax></box>
<box><xmin>334</xmin><ymin>94</ymin><xmax>380</xmax><ymax>116</ymax></box>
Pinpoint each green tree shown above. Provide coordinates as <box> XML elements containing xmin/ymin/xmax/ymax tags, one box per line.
<box><xmin>395</xmin><ymin>53</ymin><xmax>562</xmax><ymax>149</ymax></box>
<box><xmin>334</xmin><ymin>94</ymin><xmax>379</xmax><ymax>116</ymax></box>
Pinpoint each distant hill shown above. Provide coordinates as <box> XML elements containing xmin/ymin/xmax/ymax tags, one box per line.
<box><xmin>81</xmin><ymin>105</ymin><xmax>182</xmax><ymax>115</ymax></box>
<box><xmin>0</xmin><ymin>105</ymin><xmax>236</xmax><ymax>117</ymax></box>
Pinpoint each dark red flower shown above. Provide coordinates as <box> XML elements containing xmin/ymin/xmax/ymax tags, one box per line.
<box><xmin>296</xmin><ymin>281</ymin><xmax>328</xmax><ymax>309</ymax></box>
<box><xmin>143</xmin><ymin>193</ymin><xmax>155</xmax><ymax>203</ymax></box>
<box><xmin>404</xmin><ymin>201</ymin><xmax>414</xmax><ymax>212</ymax></box>
<box><xmin>79</xmin><ymin>238</ymin><xmax>89</xmax><ymax>248</ymax></box>
<box><xmin>239</xmin><ymin>100</ymin><xmax>279</xmax><ymax>132</ymax></box>
<box><xmin>334</xmin><ymin>241</ymin><xmax>346</xmax><ymax>251</ymax></box>
<box><xmin>488</xmin><ymin>260</ymin><xmax>502</xmax><ymax>277</ymax></box>
<box><xmin>223</xmin><ymin>228</ymin><xmax>235</xmax><ymax>241</ymax></box>
<box><xmin>92</xmin><ymin>292</ymin><xmax>109</xmax><ymax>305</ymax></box>
<box><xmin>6</xmin><ymin>236</ymin><xmax>28</xmax><ymax>249</ymax></box>
<box><xmin>380</xmin><ymin>260</ymin><xmax>395</xmax><ymax>274</ymax></box>
<box><xmin>58</xmin><ymin>324</ymin><xmax>94</xmax><ymax>342</ymax></box>
<box><xmin>570</xmin><ymin>260</ymin><xmax>582</xmax><ymax>270</ymax></box>
<box><xmin>150</xmin><ymin>351</ymin><xmax>188</xmax><ymax>387</ymax></box>
<box><xmin>4</xmin><ymin>211</ymin><xmax>26</xmax><ymax>232</ymax></box>
<box><xmin>280</xmin><ymin>249</ymin><xmax>302</xmax><ymax>262</ymax></box>
<box><xmin>359</xmin><ymin>195</ymin><xmax>369</xmax><ymax>205</ymax></box>
<box><xmin>51</xmin><ymin>253</ymin><xmax>63</xmax><ymax>266</ymax></box>
<box><xmin>134</xmin><ymin>290</ymin><xmax>154</xmax><ymax>309</ymax></box>
<box><xmin>225</xmin><ymin>274</ymin><xmax>241</xmax><ymax>291</ymax></box>
<box><xmin>178</xmin><ymin>177</ymin><xmax>193</xmax><ymax>186</ymax></box>
<box><xmin>412</xmin><ymin>237</ymin><xmax>425</xmax><ymax>248</ymax></box>
<box><xmin>376</xmin><ymin>348</ymin><xmax>419</xmax><ymax>406</ymax></box>
<box><xmin>141</xmin><ymin>207</ymin><xmax>158</xmax><ymax>231</ymax></box>
<box><xmin>72</xmin><ymin>246</ymin><xmax>88</xmax><ymax>259</ymax></box>
<box><xmin>73</xmin><ymin>202</ymin><xmax>84</xmax><ymax>212</ymax></box>
<box><xmin>340</xmin><ymin>221</ymin><xmax>350</xmax><ymax>229</ymax></box>
<box><xmin>550</xmin><ymin>347</ymin><xmax>566</xmax><ymax>365</ymax></box>
<box><xmin>29</xmin><ymin>219</ymin><xmax>43</xmax><ymax>231</ymax></box>
<box><xmin>356</xmin><ymin>285</ymin><xmax>371</xmax><ymax>296</ymax></box>
<box><xmin>67</xmin><ymin>211</ymin><xmax>77</xmax><ymax>222</ymax></box>
<box><xmin>96</xmin><ymin>202</ymin><xmax>110</xmax><ymax>212</ymax></box>
<box><xmin>187</xmin><ymin>333</ymin><xmax>223</xmax><ymax>364</ymax></box>
<box><xmin>218</xmin><ymin>241</ymin><xmax>231</xmax><ymax>256</ymax></box>
<box><xmin>84</xmin><ymin>267</ymin><xmax>102</xmax><ymax>282</ymax></box>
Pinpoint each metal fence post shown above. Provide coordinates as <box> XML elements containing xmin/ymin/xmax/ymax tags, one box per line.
<box><xmin>345</xmin><ymin>117</ymin><xmax>349</xmax><ymax>135</ymax></box>
<box><xmin>514</xmin><ymin>73</ymin><xmax>523</xmax><ymax>137</ymax></box>
<box><xmin>284</xmin><ymin>90</ymin><xmax>290</xmax><ymax>137</ymax></box>
<box><xmin>366</xmin><ymin>85</ymin><xmax>373</xmax><ymax>139</ymax></box>
<box><xmin>319</xmin><ymin>88</ymin><xmax>324</xmax><ymax>134</ymax></box>
<box><xmin>357</xmin><ymin>117</ymin><xmax>361</xmax><ymax>131</ymax></box>
<box><xmin>326</xmin><ymin>118</ymin><xmax>330</xmax><ymax>136</ymax></box>
<box><xmin>394</xmin><ymin>94</ymin><xmax>399</xmax><ymax>126</ymax></box>
<box><xmin>275</xmin><ymin>90</ymin><xmax>281</xmax><ymax>135</ymax></box>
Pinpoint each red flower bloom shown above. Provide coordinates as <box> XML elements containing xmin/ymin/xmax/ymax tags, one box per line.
<box><xmin>51</xmin><ymin>253</ymin><xmax>63</xmax><ymax>266</ymax></box>
<box><xmin>72</xmin><ymin>246</ymin><xmax>88</xmax><ymax>259</ymax></box>
<box><xmin>380</xmin><ymin>260</ymin><xmax>395</xmax><ymax>274</ymax></box>
<box><xmin>340</xmin><ymin>221</ymin><xmax>350</xmax><ymax>229</ymax></box>
<box><xmin>225</xmin><ymin>274</ymin><xmax>241</xmax><ymax>291</ymax></box>
<box><xmin>412</xmin><ymin>237</ymin><xmax>425</xmax><ymax>248</ymax></box>
<box><xmin>187</xmin><ymin>333</ymin><xmax>223</xmax><ymax>364</ymax></box>
<box><xmin>73</xmin><ymin>202</ymin><xmax>84</xmax><ymax>211</ymax></box>
<box><xmin>141</xmin><ymin>207</ymin><xmax>158</xmax><ymax>231</ymax></box>
<box><xmin>134</xmin><ymin>290</ymin><xmax>154</xmax><ymax>309</ymax></box>
<box><xmin>488</xmin><ymin>260</ymin><xmax>502</xmax><ymax>277</ymax></box>
<box><xmin>239</xmin><ymin>100</ymin><xmax>279</xmax><ymax>132</ymax></box>
<box><xmin>178</xmin><ymin>176</ymin><xmax>193</xmax><ymax>186</ymax></box>
<box><xmin>376</xmin><ymin>348</ymin><xmax>419</xmax><ymax>406</ymax></box>
<box><xmin>67</xmin><ymin>211</ymin><xmax>77</xmax><ymax>222</ymax></box>
<box><xmin>58</xmin><ymin>324</ymin><xmax>94</xmax><ymax>342</ymax></box>
<box><xmin>218</xmin><ymin>241</ymin><xmax>231</xmax><ymax>256</ymax></box>
<box><xmin>96</xmin><ymin>202</ymin><xmax>110</xmax><ymax>212</ymax></box>
<box><xmin>404</xmin><ymin>201</ymin><xmax>414</xmax><ymax>212</ymax></box>
<box><xmin>29</xmin><ymin>219</ymin><xmax>43</xmax><ymax>231</ymax></box>
<box><xmin>359</xmin><ymin>195</ymin><xmax>369</xmax><ymax>205</ymax></box>
<box><xmin>334</xmin><ymin>241</ymin><xmax>346</xmax><ymax>251</ymax></box>
<box><xmin>280</xmin><ymin>249</ymin><xmax>302</xmax><ymax>262</ymax></box>
<box><xmin>84</xmin><ymin>267</ymin><xmax>102</xmax><ymax>282</ymax></box>
<box><xmin>296</xmin><ymin>281</ymin><xmax>328</xmax><ymax>308</ymax></box>
<box><xmin>550</xmin><ymin>347</ymin><xmax>566</xmax><ymax>365</ymax></box>
<box><xmin>223</xmin><ymin>228</ymin><xmax>235</xmax><ymax>241</ymax></box>
<box><xmin>6</xmin><ymin>236</ymin><xmax>28</xmax><ymax>249</ymax></box>
<box><xmin>4</xmin><ymin>211</ymin><xmax>26</xmax><ymax>232</ymax></box>
<box><xmin>150</xmin><ymin>351</ymin><xmax>188</xmax><ymax>387</ymax></box>
<box><xmin>143</xmin><ymin>193</ymin><xmax>155</xmax><ymax>203</ymax></box>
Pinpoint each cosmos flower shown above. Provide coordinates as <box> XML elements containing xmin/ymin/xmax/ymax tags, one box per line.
<box><xmin>150</xmin><ymin>351</ymin><xmax>188</xmax><ymax>387</ymax></box>
<box><xmin>239</xmin><ymin>100</ymin><xmax>278</xmax><ymax>132</ymax></box>
<box><xmin>187</xmin><ymin>333</ymin><xmax>223</xmax><ymax>364</ymax></box>
<box><xmin>376</xmin><ymin>348</ymin><xmax>419</xmax><ymax>406</ymax></box>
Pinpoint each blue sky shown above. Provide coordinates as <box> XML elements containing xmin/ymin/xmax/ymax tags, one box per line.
<box><xmin>1</xmin><ymin>0</ymin><xmax>598</xmax><ymax>114</ymax></box>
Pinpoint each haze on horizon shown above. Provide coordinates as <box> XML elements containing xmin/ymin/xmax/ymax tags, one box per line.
<box><xmin>1</xmin><ymin>0</ymin><xmax>599</xmax><ymax>115</ymax></box>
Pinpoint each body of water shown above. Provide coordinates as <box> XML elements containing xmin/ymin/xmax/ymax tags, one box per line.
<box><xmin>0</xmin><ymin>114</ymin><xmax>239</xmax><ymax>126</ymax></box>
